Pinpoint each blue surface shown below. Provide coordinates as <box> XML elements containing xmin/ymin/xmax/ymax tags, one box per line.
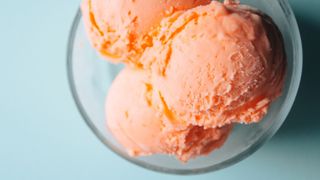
<box><xmin>0</xmin><ymin>0</ymin><xmax>319</xmax><ymax>179</ymax></box>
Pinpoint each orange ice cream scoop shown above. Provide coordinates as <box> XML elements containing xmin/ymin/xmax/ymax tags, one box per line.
<box><xmin>105</xmin><ymin>68</ymin><xmax>164</xmax><ymax>156</ymax></box>
<box><xmin>140</xmin><ymin>1</ymin><xmax>286</xmax><ymax>128</ymax></box>
<box><xmin>81</xmin><ymin>0</ymin><xmax>211</xmax><ymax>66</ymax></box>
<box><xmin>106</xmin><ymin>68</ymin><xmax>232</xmax><ymax>161</ymax></box>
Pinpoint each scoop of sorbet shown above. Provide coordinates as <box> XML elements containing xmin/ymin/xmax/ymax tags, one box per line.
<box><xmin>140</xmin><ymin>1</ymin><xmax>286</xmax><ymax>128</ymax></box>
<box><xmin>81</xmin><ymin>0</ymin><xmax>211</xmax><ymax>66</ymax></box>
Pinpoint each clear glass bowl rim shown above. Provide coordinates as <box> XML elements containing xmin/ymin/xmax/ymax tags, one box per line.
<box><xmin>66</xmin><ymin>0</ymin><xmax>303</xmax><ymax>175</ymax></box>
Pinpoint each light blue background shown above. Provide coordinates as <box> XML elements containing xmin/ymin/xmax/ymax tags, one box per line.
<box><xmin>1</xmin><ymin>0</ymin><xmax>319</xmax><ymax>179</ymax></box>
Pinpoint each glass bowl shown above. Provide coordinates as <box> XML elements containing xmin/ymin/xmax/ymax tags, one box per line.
<box><xmin>67</xmin><ymin>0</ymin><xmax>302</xmax><ymax>175</ymax></box>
